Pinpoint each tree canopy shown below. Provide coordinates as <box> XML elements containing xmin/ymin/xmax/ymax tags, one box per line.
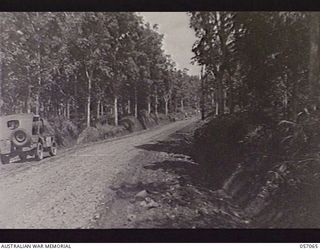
<box><xmin>0</xmin><ymin>12</ymin><xmax>200</xmax><ymax>127</ymax></box>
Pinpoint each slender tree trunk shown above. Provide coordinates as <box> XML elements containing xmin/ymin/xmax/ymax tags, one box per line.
<box><xmin>35</xmin><ymin>94</ymin><xmax>40</xmax><ymax>115</ymax></box>
<box><xmin>25</xmin><ymin>86</ymin><xmax>31</xmax><ymax>114</ymax></box>
<box><xmin>62</xmin><ymin>103</ymin><xmax>65</xmax><ymax>117</ymax></box>
<box><xmin>215</xmin><ymin>102</ymin><xmax>219</xmax><ymax>116</ymax></box>
<box><xmin>114</xmin><ymin>96</ymin><xmax>118</xmax><ymax>126</ymax></box>
<box><xmin>215</xmin><ymin>91</ymin><xmax>219</xmax><ymax>115</ymax></box>
<box><xmin>87</xmin><ymin>88</ymin><xmax>91</xmax><ymax>126</ymax></box>
<box><xmin>155</xmin><ymin>88</ymin><xmax>158</xmax><ymax>115</ymax></box>
<box><xmin>85</xmin><ymin>68</ymin><xmax>92</xmax><ymax>127</ymax></box>
<box><xmin>180</xmin><ymin>98</ymin><xmax>184</xmax><ymax>112</ymax></box>
<box><xmin>74</xmin><ymin>75</ymin><xmax>79</xmax><ymax>119</ymax></box>
<box><xmin>97</xmin><ymin>99</ymin><xmax>101</xmax><ymax>119</ymax></box>
<box><xmin>35</xmin><ymin>29</ymin><xmax>41</xmax><ymax>115</ymax></box>
<box><xmin>200</xmin><ymin>65</ymin><xmax>206</xmax><ymax>120</ymax></box>
<box><xmin>211</xmin><ymin>92</ymin><xmax>215</xmax><ymax>108</ymax></box>
<box><xmin>134</xmin><ymin>85</ymin><xmax>138</xmax><ymax>118</ymax></box>
<box><xmin>164</xmin><ymin>97</ymin><xmax>169</xmax><ymax>116</ymax></box>
<box><xmin>127</xmin><ymin>99</ymin><xmax>131</xmax><ymax>114</ymax></box>
<box><xmin>58</xmin><ymin>104</ymin><xmax>62</xmax><ymax>116</ymax></box>
<box><xmin>101</xmin><ymin>102</ymin><xmax>104</xmax><ymax>116</ymax></box>
<box><xmin>147</xmin><ymin>96</ymin><xmax>151</xmax><ymax>114</ymax></box>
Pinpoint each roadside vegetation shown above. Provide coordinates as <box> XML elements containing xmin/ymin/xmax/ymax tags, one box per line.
<box><xmin>189</xmin><ymin>12</ymin><xmax>320</xmax><ymax>227</ymax></box>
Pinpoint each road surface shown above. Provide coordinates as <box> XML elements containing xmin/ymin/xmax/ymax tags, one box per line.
<box><xmin>0</xmin><ymin>118</ymin><xmax>197</xmax><ymax>228</ymax></box>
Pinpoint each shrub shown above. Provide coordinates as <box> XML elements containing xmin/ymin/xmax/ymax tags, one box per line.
<box><xmin>119</xmin><ymin>116</ymin><xmax>144</xmax><ymax>132</ymax></box>
<box><xmin>49</xmin><ymin>117</ymin><xmax>79</xmax><ymax>147</ymax></box>
<box><xmin>96</xmin><ymin>123</ymin><xmax>127</xmax><ymax>138</ymax></box>
<box><xmin>138</xmin><ymin>109</ymin><xmax>158</xmax><ymax>129</ymax></box>
<box><xmin>77</xmin><ymin>126</ymin><xmax>100</xmax><ymax>144</ymax></box>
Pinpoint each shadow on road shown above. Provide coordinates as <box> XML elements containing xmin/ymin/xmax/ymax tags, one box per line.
<box><xmin>135</xmin><ymin>124</ymin><xmax>214</xmax><ymax>191</ymax></box>
<box><xmin>11</xmin><ymin>155</ymin><xmax>50</xmax><ymax>164</ymax></box>
<box><xmin>135</xmin><ymin>131</ymin><xmax>193</xmax><ymax>155</ymax></box>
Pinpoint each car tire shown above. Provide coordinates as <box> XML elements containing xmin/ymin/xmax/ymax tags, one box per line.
<box><xmin>49</xmin><ymin>141</ymin><xmax>57</xmax><ymax>156</ymax></box>
<box><xmin>11</xmin><ymin>128</ymin><xmax>30</xmax><ymax>147</ymax></box>
<box><xmin>1</xmin><ymin>155</ymin><xmax>10</xmax><ymax>164</ymax></box>
<box><xmin>35</xmin><ymin>142</ymin><xmax>44</xmax><ymax>161</ymax></box>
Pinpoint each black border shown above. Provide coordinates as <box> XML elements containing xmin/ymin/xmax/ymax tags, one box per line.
<box><xmin>0</xmin><ymin>0</ymin><xmax>319</xmax><ymax>11</ymax></box>
<box><xmin>0</xmin><ymin>229</ymin><xmax>319</xmax><ymax>243</ymax></box>
<box><xmin>1</xmin><ymin>0</ymin><xmax>320</xmax><ymax>244</ymax></box>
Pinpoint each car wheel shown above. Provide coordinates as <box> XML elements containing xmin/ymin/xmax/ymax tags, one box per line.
<box><xmin>0</xmin><ymin>155</ymin><xmax>10</xmax><ymax>164</ymax></box>
<box><xmin>35</xmin><ymin>142</ymin><xmax>44</xmax><ymax>161</ymax></box>
<box><xmin>49</xmin><ymin>141</ymin><xmax>57</xmax><ymax>156</ymax></box>
<box><xmin>11</xmin><ymin>129</ymin><xmax>30</xmax><ymax>147</ymax></box>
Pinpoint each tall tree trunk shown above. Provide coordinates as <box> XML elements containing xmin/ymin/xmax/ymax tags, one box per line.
<box><xmin>58</xmin><ymin>104</ymin><xmax>62</xmax><ymax>116</ymax></box>
<box><xmin>211</xmin><ymin>91</ymin><xmax>215</xmax><ymax>108</ymax></box>
<box><xmin>215</xmin><ymin>102</ymin><xmax>219</xmax><ymax>115</ymax></box>
<box><xmin>134</xmin><ymin>85</ymin><xmax>138</xmax><ymax>118</ymax></box>
<box><xmin>85</xmin><ymin>68</ymin><xmax>92</xmax><ymax>127</ymax></box>
<box><xmin>309</xmin><ymin>13</ymin><xmax>320</xmax><ymax>108</ymax></box>
<box><xmin>164</xmin><ymin>96</ymin><xmax>169</xmax><ymax>116</ymax></box>
<box><xmin>215</xmin><ymin>91</ymin><xmax>219</xmax><ymax>115</ymax></box>
<box><xmin>200</xmin><ymin>65</ymin><xmax>206</xmax><ymax>120</ymax></box>
<box><xmin>35</xmin><ymin>29</ymin><xmax>41</xmax><ymax>115</ymax></box>
<box><xmin>25</xmin><ymin>86</ymin><xmax>31</xmax><ymax>114</ymax></box>
<box><xmin>74</xmin><ymin>75</ymin><xmax>79</xmax><ymax>119</ymax></box>
<box><xmin>101</xmin><ymin>102</ymin><xmax>104</xmax><ymax>116</ymax></box>
<box><xmin>35</xmin><ymin>94</ymin><xmax>40</xmax><ymax>115</ymax></box>
<box><xmin>114</xmin><ymin>96</ymin><xmax>118</xmax><ymax>126</ymax></box>
<box><xmin>155</xmin><ymin>88</ymin><xmax>158</xmax><ymax>115</ymax></box>
<box><xmin>147</xmin><ymin>96</ymin><xmax>151</xmax><ymax>114</ymax></box>
<box><xmin>127</xmin><ymin>99</ymin><xmax>131</xmax><ymax>114</ymax></box>
<box><xmin>97</xmin><ymin>99</ymin><xmax>101</xmax><ymax>119</ymax></box>
<box><xmin>180</xmin><ymin>98</ymin><xmax>184</xmax><ymax>112</ymax></box>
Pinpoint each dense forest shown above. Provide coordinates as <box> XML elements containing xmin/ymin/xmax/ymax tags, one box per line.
<box><xmin>189</xmin><ymin>12</ymin><xmax>320</xmax><ymax>227</ymax></box>
<box><xmin>0</xmin><ymin>12</ymin><xmax>200</xmax><ymax>128</ymax></box>
<box><xmin>189</xmin><ymin>12</ymin><xmax>312</xmax><ymax>120</ymax></box>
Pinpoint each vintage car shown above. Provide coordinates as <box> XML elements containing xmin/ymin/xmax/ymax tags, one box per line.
<box><xmin>0</xmin><ymin>113</ymin><xmax>57</xmax><ymax>164</ymax></box>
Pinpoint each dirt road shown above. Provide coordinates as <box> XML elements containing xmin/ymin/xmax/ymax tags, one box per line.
<box><xmin>0</xmin><ymin>118</ymin><xmax>198</xmax><ymax>228</ymax></box>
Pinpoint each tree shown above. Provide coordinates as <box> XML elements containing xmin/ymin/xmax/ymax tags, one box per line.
<box><xmin>190</xmin><ymin>12</ymin><xmax>239</xmax><ymax>115</ymax></box>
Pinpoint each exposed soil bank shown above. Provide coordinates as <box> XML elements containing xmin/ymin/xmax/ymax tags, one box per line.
<box><xmin>94</xmin><ymin>120</ymin><xmax>249</xmax><ymax>228</ymax></box>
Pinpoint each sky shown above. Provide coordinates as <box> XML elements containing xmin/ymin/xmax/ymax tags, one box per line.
<box><xmin>138</xmin><ymin>12</ymin><xmax>201</xmax><ymax>76</ymax></box>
